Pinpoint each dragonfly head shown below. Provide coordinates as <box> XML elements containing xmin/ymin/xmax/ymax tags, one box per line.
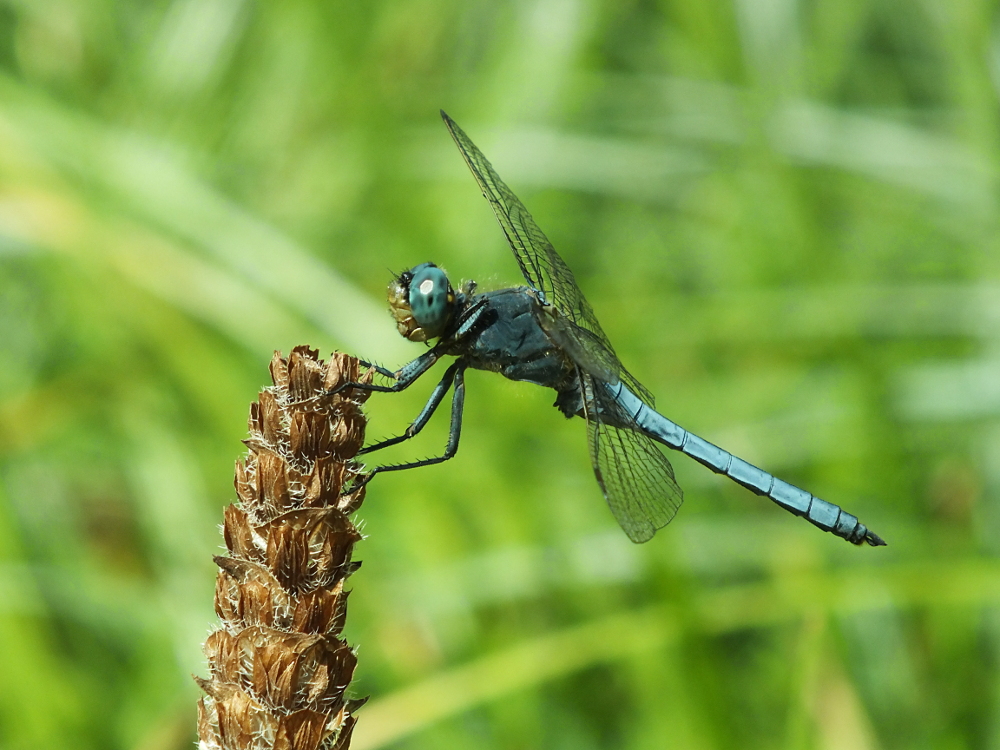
<box><xmin>388</xmin><ymin>262</ymin><xmax>457</xmax><ymax>342</ymax></box>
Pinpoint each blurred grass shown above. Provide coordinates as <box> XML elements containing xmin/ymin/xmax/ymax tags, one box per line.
<box><xmin>0</xmin><ymin>1</ymin><xmax>997</xmax><ymax>749</ymax></box>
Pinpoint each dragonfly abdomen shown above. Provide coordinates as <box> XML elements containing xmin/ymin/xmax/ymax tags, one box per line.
<box><xmin>609</xmin><ymin>384</ymin><xmax>885</xmax><ymax>546</ymax></box>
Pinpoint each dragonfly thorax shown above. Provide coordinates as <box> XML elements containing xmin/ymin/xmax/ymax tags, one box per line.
<box><xmin>388</xmin><ymin>262</ymin><xmax>457</xmax><ymax>342</ymax></box>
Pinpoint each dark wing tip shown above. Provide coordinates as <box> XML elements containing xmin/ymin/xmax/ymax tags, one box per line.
<box><xmin>440</xmin><ymin>110</ymin><xmax>464</xmax><ymax>147</ymax></box>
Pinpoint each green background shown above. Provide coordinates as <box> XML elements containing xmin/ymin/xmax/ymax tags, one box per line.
<box><xmin>0</xmin><ymin>1</ymin><xmax>992</xmax><ymax>748</ymax></box>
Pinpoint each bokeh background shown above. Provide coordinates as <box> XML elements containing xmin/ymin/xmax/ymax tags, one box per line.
<box><xmin>0</xmin><ymin>1</ymin><xmax>995</xmax><ymax>748</ymax></box>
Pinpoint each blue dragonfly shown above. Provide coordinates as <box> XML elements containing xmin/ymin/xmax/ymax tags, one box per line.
<box><xmin>338</xmin><ymin>111</ymin><xmax>885</xmax><ymax>546</ymax></box>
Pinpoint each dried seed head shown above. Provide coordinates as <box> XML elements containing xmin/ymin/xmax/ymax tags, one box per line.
<box><xmin>198</xmin><ymin>347</ymin><xmax>370</xmax><ymax>750</ymax></box>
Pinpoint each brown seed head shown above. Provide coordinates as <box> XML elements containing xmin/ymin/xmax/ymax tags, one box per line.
<box><xmin>198</xmin><ymin>347</ymin><xmax>369</xmax><ymax>750</ymax></box>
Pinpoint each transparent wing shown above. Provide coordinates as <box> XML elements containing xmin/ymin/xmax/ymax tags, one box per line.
<box><xmin>540</xmin><ymin>309</ymin><xmax>656</xmax><ymax>406</ymax></box>
<box><xmin>443</xmin><ymin>112</ymin><xmax>678</xmax><ymax>542</ymax></box>
<box><xmin>441</xmin><ymin>111</ymin><xmax>640</xmax><ymax>393</ymax></box>
<box><xmin>583</xmin><ymin>375</ymin><xmax>683</xmax><ymax>543</ymax></box>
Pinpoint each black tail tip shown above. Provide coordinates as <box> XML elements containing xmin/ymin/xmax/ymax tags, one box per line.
<box><xmin>865</xmin><ymin>531</ymin><xmax>887</xmax><ymax>547</ymax></box>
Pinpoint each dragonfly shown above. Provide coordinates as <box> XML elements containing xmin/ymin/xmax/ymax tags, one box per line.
<box><xmin>337</xmin><ymin>110</ymin><xmax>885</xmax><ymax>546</ymax></box>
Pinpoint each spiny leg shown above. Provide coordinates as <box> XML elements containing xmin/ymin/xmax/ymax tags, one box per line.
<box><xmin>366</xmin><ymin>363</ymin><xmax>467</xmax><ymax>478</ymax></box>
<box><xmin>343</xmin><ymin>298</ymin><xmax>485</xmax><ymax>396</ymax></box>
<box><xmin>357</xmin><ymin>358</ymin><xmax>397</xmax><ymax>379</ymax></box>
<box><xmin>338</xmin><ymin>297</ymin><xmax>486</xmax><ymax>398</ymax></box>
<box><xmin>330</xmin><ymin>349</ymin><xmax>440</xmax><ymax>396</ymax></box>
<box><xmin>359</xmin><ymin>361</ymin><xmax>461</xmax><ymax>456</ymax></box>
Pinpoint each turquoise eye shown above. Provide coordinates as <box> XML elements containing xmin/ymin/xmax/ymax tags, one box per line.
<box><xmin>408</xmin><ymin>263</ymin><xmax>453</xmax><ymax>338</ymax></box>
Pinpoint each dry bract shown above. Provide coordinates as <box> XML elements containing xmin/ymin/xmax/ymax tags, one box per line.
<box><xmin>197</xmin><ymin>347</ymin><xmax>372</xmax><ymax>750</ymax></box>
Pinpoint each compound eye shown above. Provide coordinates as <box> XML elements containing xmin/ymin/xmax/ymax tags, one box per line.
<box><xmin>408</xmin><ymin>264</ymin><xmax>453</xmax><ymax>339</ymax></box>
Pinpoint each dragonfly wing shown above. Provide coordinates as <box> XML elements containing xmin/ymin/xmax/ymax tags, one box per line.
<box><xmin>536</xmin><ymin>305</ymin><xmax>618</xmax><ymax>383</ymax></box>
<box><xmin>443</xmin><ymin>112</ymin><xmax>679</xmax><ymax>542</ymax></box>
<box><xmin>539</xmin><ymin>308</ymin><xmax>657</xmax><ymax>407</ymax></box>
<box><xmin>441</xmin><ymin>112</ymin><xmax>616</xmax><ymax>351</ymax></box>
<box><xmin>584</xmin><ymin>375</ymin><xmax>683</xmax><ymax>543</ymax></box>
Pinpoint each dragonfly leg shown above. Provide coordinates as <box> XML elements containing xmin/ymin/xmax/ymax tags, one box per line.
<box><xmin>365</xmin><ymin>363</ymin><xmax>466</xmax><ymax>478</ymax></box>
<box><xmin>329</xmin><ymin>349</ymin><xmax>440</xmax><ymax>396</ymax></box>
<box><xmin>339</xmin><ymin>298</ymin><xmax>482</xmax><ymax>398</ymax></box>
<box><xmin>359</xmin><ymin>361</ymin><xmax>460</xmax><ymax>455</ymax></box>
<box><xmin>357</xmin><ymin>358</ymin><xmax>397</xmax><ymax>379</ymax></box>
